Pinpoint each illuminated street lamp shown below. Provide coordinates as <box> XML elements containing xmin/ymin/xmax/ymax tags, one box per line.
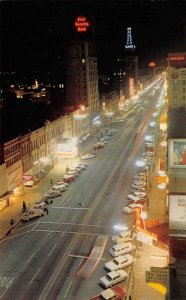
<box><xmin>113</xmin><ymin>224</ymin><xmax>129</xmax><ymax>231</ymax></box>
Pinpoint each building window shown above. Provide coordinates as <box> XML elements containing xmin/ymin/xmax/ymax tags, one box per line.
<box><xmin>183</xmin><ymin>88</ymin><xmax>185</xmax><ymax>93</ymax></box>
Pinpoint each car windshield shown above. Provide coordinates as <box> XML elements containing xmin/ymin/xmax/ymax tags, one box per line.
<box><xmin>106</xmin><ymin>275</ymin><xmax>112</xmax><ymax>281</ymax></box>
<box><xmin>113</xmin><ymin>259</ymin><xmax>119</xmax><ymax>265</ymax></box>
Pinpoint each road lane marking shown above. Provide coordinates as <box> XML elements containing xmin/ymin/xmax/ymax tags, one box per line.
<box><xmin>48</xmin><ymin>244</ymin><xmax>57</xmax><ymax>256</ymax></box>
<box><xmin>60</xmin><ymin>232</ymin><xmax>64</xmax><ymax>238</ymax></box>
<box><xmin>0</xmin><ymin>276</ymin><xmax>15</xmax><ymax>298</ymax></box>
<box><xmin>69</xmin><ymin>254</ymin><xmax>105</xmax><ymax>260</ymax></box>
<box><xmin>27</xmin><ymin>251</ymin><xmax>36</xmax><ymax>264</ymax></box>
<box><xmin>79</xmin><ymin>257</ymin><xmax>83</xmax><ymax>266</ymax></box>
<box><xmin>64</xmin><ymin>281</ymin><xmax>72</xmax><ymax>298</ymax></box>
<box><xmin>52</xmin><ymin>207</ymin><xmax>89</xmax><ymax>210</ymax></box>
<box><xmin>39</xmin><ymin>222</ymin><xmax>112</xmax><ymax>228</ymax></box>
<box><xmin>29</xmin><ymin>268</ymin><xmax>41</xmax><ymax>286</ymax></box>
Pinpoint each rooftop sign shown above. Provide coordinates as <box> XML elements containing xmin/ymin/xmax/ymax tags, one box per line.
<box><xmin>74</xmin><ymin>16</ymin><xmax>90</xmax><ymax>32</ymax></box>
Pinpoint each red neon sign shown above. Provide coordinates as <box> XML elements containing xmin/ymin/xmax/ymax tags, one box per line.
<box><xmin>74</xmin><ymin>16</ymin><xmax>90</xmax><ymax>32</ymax></box>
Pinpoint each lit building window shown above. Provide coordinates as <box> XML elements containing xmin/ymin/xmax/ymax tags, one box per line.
<box><xmin>82</xmin><ymin>58</ymin><xmax>85</xmax><ymax>63</ymax></box>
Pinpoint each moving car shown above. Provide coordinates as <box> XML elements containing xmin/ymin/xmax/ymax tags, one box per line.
<box><xmin>44</xmin><ymin>191</ymin><xmax>61</xmax><ymax>198</ymax></box>
<box><xmin>21</xmin><ymin>208</ymin><xmax>45</xmax><ymax>221</ymax></box>
<box><xmin>99</xmin><ymin>270</ymin><xmax>128</xmax><ymax>288</ymax></box>
<box><xmin>123</xmin><ymin>203</ymin><xmax>143</xmax><ymax>214</ymax></box>
<box><xmin>90</xmin><ymin>286</ymin><xmax>126</xmax><ymax>300</ymax></box>
<box><xmin>104</xmin><ymin>254</ymin><xmax>134</xmax><ymax>271</ymax></box>
<box><xmin>81</xmin><ymin>153</ymin><xmax>95</xmax><ymax>160</ymax></box>
<box><xmin>109</xmin><ymin>242</ymin><xmax>134</xmax><ymax>257</ymax></box>
<box><xmin>112</xmin><ymin>230</ymin><xmax>131</xmax><ymax>244</ymax></box>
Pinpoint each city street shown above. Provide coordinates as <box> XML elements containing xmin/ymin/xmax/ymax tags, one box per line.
<box><xmin>0</xmin><ymin>84</ymin><xmax>163</xmax><ymax>300</ymax></box>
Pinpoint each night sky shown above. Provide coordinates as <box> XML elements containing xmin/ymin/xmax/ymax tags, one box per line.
<box><xmin>1</xmin><ymin>0</ymin><xmax>186</xmax><ymax>73</ymax></box>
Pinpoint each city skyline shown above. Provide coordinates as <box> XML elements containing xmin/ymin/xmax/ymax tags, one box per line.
<box><xmin>1</xmin><ymin>0</ymin><xmax>186</xmax><ymax>73</ymax></box>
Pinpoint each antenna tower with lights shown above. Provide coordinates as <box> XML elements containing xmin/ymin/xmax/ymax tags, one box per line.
<box><xmin>125</xmin><ymin>27</ymin><xmax>136</xmax><ymax>50</ymax></box>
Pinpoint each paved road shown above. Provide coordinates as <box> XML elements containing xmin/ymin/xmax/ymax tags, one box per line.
<box><xmin>0</xmin><ymin>80</ymin><xmax>164</xmax><ymax>300</ymax></box>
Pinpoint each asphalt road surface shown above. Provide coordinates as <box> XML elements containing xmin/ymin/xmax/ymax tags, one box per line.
<box><xmin>0</xmin><ymin>80</ymin><xmax>164</xmax><ymax>300</ymax></box>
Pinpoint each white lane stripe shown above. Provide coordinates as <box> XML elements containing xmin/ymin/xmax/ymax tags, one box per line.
<box><xmin>34</xmin><ymin>230</ymin><xmax>111</xmax><ymax>237</ymax></box>
<box><xmin>27</xmin><ymin>251</ymin><xmax>36</xmax><ymax>264</ymax></box>
<box><xmin>52</xmin><ymin>206</ymin><xmax>89</xmax><ymax>210</ymax></box>
<box><xmin>29</xmin><ymin>268</ymin><xmax>41</xmax><ymax>286</ymax></box>
<box><xmin>69</xmin><ymin>254</ymin><xmax>105</xmax><ymax>260</ymax></box>
<box><xmin>39</xmin><ymin>221</ymin><xmax>112</xmax><ymax>228</ymax></box>
<box><xmin>48</xmin><ymin>244</ymin><xmax>57</xmax><ymax>256</ymax></box>
<box><xmin>64</xmin><ymin>281</ymin><xmax>72</xmax><ymax>298</ymax></box>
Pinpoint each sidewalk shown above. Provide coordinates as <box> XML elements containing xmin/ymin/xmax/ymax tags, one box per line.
<box><xmin>128</xmin><ymin>136</ymin><xmax>169</xmax><ymax>300</ymax></box>
<box><xmin>0</xmin><ymin>157</ymin><xmax>80</xmax><ymax>241</ymax></box>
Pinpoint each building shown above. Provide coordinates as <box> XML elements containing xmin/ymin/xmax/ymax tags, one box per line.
<box><xmin>167</xmin><ymin>52</ymin><xmax>186</xmax><ymax>299</ymax></box>
<box><xmin>167</xmin><ymin>53</ymin><xmax>186</xmax><ymax>110</ymax></box>
<box><xmin>65</xmin><ymin>39</ymin><xmax>99</xmax><ymax>119</ymax></box>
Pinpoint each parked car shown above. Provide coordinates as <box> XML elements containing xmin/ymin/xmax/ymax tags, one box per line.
<box><xmin>52</xmin><ymin>184</ymin><xmax>67</xmax><ymax>192</ymax></box>
<box><xmin>89</xmin><ymin>286</ymin><xmax>126</xmax><ymax>300</ymax></box>
<box><xmin>104</xmin><ymin>254</ymin><xmax>134</xmax><ymax>271</ymax></box>
<box><xmin>103</xmin><ymin>136</ymin><xmax>110</xmax><ymax>141</ymax></box>
<box><xmin>76</xmin><ymin>163</ymin><xmax>87</xmax><ymax>170</ymax></box>
<box><xmin>127</xmin><ymin>194</ymin><xmax>141</xmax><ymax>202</ymax></box>
<box><xmin>109</xmin><ymin>242</ymin><xmax>134</xmax><ymax>257</ymax></box>
<box><xmin>63</xmin><ymin>174</ymin><xmax>75</xmax><ymax>182</ymax></box>
<box><xmin>133</xmin><ymin>180</ymin><xmax>146</xmax><ymax>185</ymax></box>
<box><xmin>112</xmin><ymin>230</ymin><xmax>132</xmax><ymax>244</ymax></box>
<box><xmin>81</xmin><ymin>153</ymin><xmax>95</xmax><ymax>160</ymax></box>
<box><xmin>33</xmin><ymin>201</ymin><xmax>47</xmax><ymax>211</ymax></box>
<box><xmin>93</xmin><ymin>142</ymin><xmax>104</xmax><ymax>150</ymax></box>
<box><xmin>99</xmin><ymin>270</ymin><xmax>128</xmax><ymax>288</ymax></box>
<box><xmin>134</xmin><ymin>175</ymin><xmax>146</xmax><ymax>180</ymax></box>
<box><xmin>44</xmin><ymin>191</ymin><xmax>62</xmax><ymax>198</ymax></box>
<box><xmin>123</xmin><ymin>203</ymin><xmax>144</xmax><ymax>214</ymax></box>
<box><xmin>132</xmin><ymin>191</ymin><xmax>147</xmax><ymax>198</ymax></box>
<box><xmin>21</xmin><ymin>208</ymin><xmax>45</xmax><ymax>221</ymax></box>
<box><xmin>131</xmin><ymin>186</ymin><xmax>146</xmax><ymax>192</ymax></box>
<box><xmin>57</xmin><ymin>181</ymin><xmax>69</xmax><ymax>187</ymax></box>
<box><xmin>67</xmin><ymin>170</ymin><xmax>79</xmax><ymax>177</ymax></box>
<box><xmin>42</xmin><ymin>198</ymin><xmax>53</xmax><ymax>205</ymax></box>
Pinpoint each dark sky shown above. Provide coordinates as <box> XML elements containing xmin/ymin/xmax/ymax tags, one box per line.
<box><xmin>1</xmin><ymin>0</ymin><xmax>186</xmax><ymax>73</ymax></box>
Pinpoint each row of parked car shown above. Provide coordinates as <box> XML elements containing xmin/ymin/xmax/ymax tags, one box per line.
<box><xmin>90</xmin><ymin>231</ymin><xmax>134</xmax><ymax>299</ymax></box>
<box><xmin>21</xmin><ymin>161</ymin><xmax>88</xmax><ymax>221</ymax></box>
<box><xmin>99</xmin><ymin>231</ymin><xmax>134</xmax><ymax>293</ymax></box>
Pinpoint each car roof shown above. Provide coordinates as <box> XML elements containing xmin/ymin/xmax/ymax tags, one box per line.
<box><xmin>101</xmin><ymin>289</ymin><xmax>116</xmax><ymax>299</ymax></box>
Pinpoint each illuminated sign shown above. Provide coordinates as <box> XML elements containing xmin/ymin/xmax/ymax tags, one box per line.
<box><xmin>149</xmin><ymin>62</ymin><xmax>156</xmax><ymax>67</ymax></box>
<box><xmin>169</xmin><ymin>56</ymin><xmax>185</xmax><ymax>61</ymax></box>
<box><xmin>129</xmin><ymin>77</ymin><xmax>134</xmax><ymax>97</ymax></box>
<box><xmin>169</xmin><ymin>194</ymin><xmax>186</xmax><ymax>230</ymax></box>
<box><xmin>168</xmin><ymin>139</ymin><xmax>186</xmax><ymax>168</ymax></box>
<box><xmin>74</xmin><ymin>16</ymin><xmax>90</xmax><ymax>32</ymax></box>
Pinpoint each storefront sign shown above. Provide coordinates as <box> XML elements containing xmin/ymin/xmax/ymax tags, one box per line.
<box><xmin>146</xmin><ymin>267</ymin><xmax>168</xmax><ymax>283</ymax></box>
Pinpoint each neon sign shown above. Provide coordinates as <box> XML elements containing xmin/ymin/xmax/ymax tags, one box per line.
<box><xmin>74</xmin><ymin>16</ymin><xmax>90</xmax><ymax>32</ymax></box>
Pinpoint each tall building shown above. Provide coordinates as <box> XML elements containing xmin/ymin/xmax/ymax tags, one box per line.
<box><xmin>65</xmin><ymin>16</ymin><xmax>99</xmax><ymax>126</ymax></box>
